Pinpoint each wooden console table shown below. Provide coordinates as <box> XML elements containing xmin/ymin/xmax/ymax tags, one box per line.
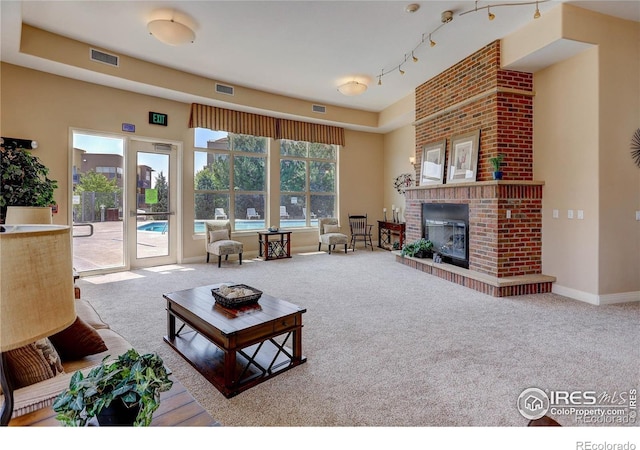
<box><xmin>378</xmin><ymin>221</ymin><xmax>405</xmax><ymax>250</ymax></box>
<box><xmin>257</xmin><ymin>230</ymin><xmax>292</xmax><ymax>260</ymax></box>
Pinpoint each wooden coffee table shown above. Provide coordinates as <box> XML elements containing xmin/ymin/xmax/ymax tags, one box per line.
<box><xmin>163</xmin><ymin>283</ymin><xmax>306</xmax><ymax>398</ymax></box>
<box><xmin>9</xmin><ymin>378</ymin><xmax>219</xmax><ymax>426</ymax></box>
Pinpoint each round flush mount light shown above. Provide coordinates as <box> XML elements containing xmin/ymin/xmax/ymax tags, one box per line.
<box><xmin>405</xmin><ymin>3</ymin><xmax>420</xmax><ymax>13</ymax></box>
<box><xmin>148</xmin><ymin>18</ymin><xmax>195</xmax><ymax>45</ymax></box>
<box><xmin>337</xmin><ymin>81</ymin><xmax>368</xmax><ymax>96</ymax></box>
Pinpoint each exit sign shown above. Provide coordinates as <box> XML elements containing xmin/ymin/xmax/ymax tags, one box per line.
<box><xmin>149</xmin><ymin>112</ymin><xmax>168</xmax><ymax>126</ymax></box>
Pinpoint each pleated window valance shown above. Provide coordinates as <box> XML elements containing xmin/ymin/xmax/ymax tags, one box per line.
<box><xmin>189</xmin><ymin>103</ymin><xmax>345</xmax><ymax>146</ymax></box>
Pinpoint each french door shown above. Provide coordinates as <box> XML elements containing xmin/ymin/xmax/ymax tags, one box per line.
<box><xmin>71</xmin><ymin>131</ymin><xmax>179</xmax><ymax>274</ymax></box>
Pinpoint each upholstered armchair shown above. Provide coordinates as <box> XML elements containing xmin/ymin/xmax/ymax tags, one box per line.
<box><xmin>205</xmin><ymin>220</ymin><xmax>243</xmax><ymax>267</ymax></box>
<box><xmin>318</xmin><ymin>217</ymin><xmax>348</xmax><ymax>254</ymax></box>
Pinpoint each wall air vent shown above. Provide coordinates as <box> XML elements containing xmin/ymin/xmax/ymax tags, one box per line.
<box><xmin>312</xmin><ymin>104</ymin><xmax>327</xmax><ymax>114</ymax></box>
<box><xmin>215</xmin><ymin>83</ymin><xmax>235</xmax><ymax>96</ymax></box>
<box><xmin>90</xmin><ymin>48</ymin><xmax>119</xmax><ymax>67</ymax></box>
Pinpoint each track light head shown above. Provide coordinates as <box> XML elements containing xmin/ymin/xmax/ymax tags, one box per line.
<box><xmin>488</xmin><ymin>7</ymin><xmax>495</xmax><ymax>20</ymax></box>
<box><xmin>412</xmin><ymin>52</ymin><xmax>418</xmax><ymax>63</ymax></box>
<box><xmin>534</xmin><ymin>1</ymin><xmax>541</xmax><ymax>18</ymax></box>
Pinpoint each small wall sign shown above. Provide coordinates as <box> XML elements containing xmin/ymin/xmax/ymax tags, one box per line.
<box><xmin>122</xmin><ymin>123</ymin><xmax>136</xmax><ymax>132</ymax></box>
<box><xmin>149</xmin><ymin>112</ymin><xmax>168</xmax><ymax>126</ymax></box>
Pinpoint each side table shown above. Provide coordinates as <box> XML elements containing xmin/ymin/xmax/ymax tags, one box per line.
<box><xmin>257</xmin><ymin>231</ymin><xmax>292</xmax><ymax>260</ymax></box>
<box><xmin>377</xmin><ymin>221</ymin><xmax>405</xmax><ymax>250</ymax></box>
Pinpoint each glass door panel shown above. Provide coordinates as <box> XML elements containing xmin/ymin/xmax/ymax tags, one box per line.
<box><xmin>129</xmin><ymin>140</ymin><xmax>177</xmax><ymax>268</ymax></box>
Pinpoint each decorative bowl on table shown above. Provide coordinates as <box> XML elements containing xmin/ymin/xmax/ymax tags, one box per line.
<box><xmin>211</xmin><ymin>284</ymin><xmax>263</xmax><ymax>308</ymax></box>
<box><xmin>268</xmin><ymin>226</ymin><xmax>279</xmax><ymax>232</ymax></box>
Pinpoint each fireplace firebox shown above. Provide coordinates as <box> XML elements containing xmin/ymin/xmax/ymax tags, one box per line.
<box><xmin>422</xmin><ymin>203</ymin><xmax>469</xmax><ymax>269</ymax></box>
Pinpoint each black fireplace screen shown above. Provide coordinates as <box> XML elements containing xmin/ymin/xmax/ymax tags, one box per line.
<box><xmin>423</xmin><ymin>204</ymin><xmax>469</xmax><ymax>268</ymax></box>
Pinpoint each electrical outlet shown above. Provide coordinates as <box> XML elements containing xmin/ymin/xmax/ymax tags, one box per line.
<box><xmin>577</xmin><ymin>210</ymin><xmax>584</xmax><ymax>220</ymax></box>
<box><xmin>568</xmin><ymin>210</ymin><xmax>574</xmax><ymax>219</ymax></box>
<box><xmin>552</xmin><ymin>209</ymin><xmax>559</xmax><ymax>219</ymax></box>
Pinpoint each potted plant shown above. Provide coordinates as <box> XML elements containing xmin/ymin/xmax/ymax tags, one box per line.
<box><xmin>489</xmin><ymin>154</ymin><xmax>505</xmax><ymax>180</ymax></box>
<box><xmin>401</xmin><ymin>238</ymin><xmax>433</xmax><ymax>258</ymax></box>
<box><xmin>53</xmin><ymin>349</ymin><xmax>173</xmax><ymax>426</ymax></box>
<box><xmin>0</xmin><ymin>144</ymin><xmax>57</xmax><ymax>223</ymax></box>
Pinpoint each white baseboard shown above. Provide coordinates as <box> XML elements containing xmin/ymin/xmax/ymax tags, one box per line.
<box><xmin>552</xmin><ymin>285</ymin><xmax>640</xmax><ymax>305</ymax></box>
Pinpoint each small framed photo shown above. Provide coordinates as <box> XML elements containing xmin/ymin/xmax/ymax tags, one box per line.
<box><xmin>420</xmin><ymin>140</ymin><xmax>446</xmax><ymax>186</ymax></box>
<box><xmin>448</xmin><ymin>130</ymin><xmax>480</xmax><ymax>184</ymax></box>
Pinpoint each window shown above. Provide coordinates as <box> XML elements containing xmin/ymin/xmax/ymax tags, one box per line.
<box><xmin>194</xmin><ymin>130</ymin><xmax>267</xmax><ymax>232</ymax></box>
<box><xmin>280</xmin><ymin>140</ymin><xmax>336</xmax><ymax>227</ymax></box>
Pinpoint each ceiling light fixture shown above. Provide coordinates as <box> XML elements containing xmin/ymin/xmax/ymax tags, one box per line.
<box><xmin>534</xmin><ymin>2</ymin><xmax>541</xmax><ymax>19</ymax></box>
<box><xmin>148</xmin><ymin>17</ymin><xmax>195</xmax><ymax>46</ymax></box>
<box><xmin>337</xmin><ymin>81</ymin><xmax>368</xmax><ymax>96</ymax></box>
<box><xmin>405</xmin><ymin>3</ymin><xmax>420</xmax><ymax>13</ymax></box>
<box><xmin>488</xmin><ymin>6</ymin><xmax>495</xmax><ymax>20</ymax></box>
<box><xmin>375</xmin><ymin>1</ymin><xmax>547</xmax><ymax>88</ymax></box>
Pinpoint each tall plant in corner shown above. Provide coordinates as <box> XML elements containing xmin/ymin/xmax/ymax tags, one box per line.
<box><xmin>0</xmin><ymin>144</ymin><xmax>58</xmax><ymax>222</ymax></box>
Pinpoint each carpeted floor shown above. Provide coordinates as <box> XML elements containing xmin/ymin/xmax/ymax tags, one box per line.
<box><xmin>77</xmin><ymin>249</ymin><xmax>639</xmax><ymax>427</ymax></box>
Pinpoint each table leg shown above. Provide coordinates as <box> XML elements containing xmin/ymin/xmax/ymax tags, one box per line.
<box><xmin>285</xmin><ymin>234</ymin><xmax>291</xmax><ymax>258</ymax></box>
<box><xmin>292</xmin><ymin>320</ymin><xmax>303</xmax><ymax>362</ymax></box>
<box><xmin>223</xmin><ymin>349</ymin><xmax>237</xmax><ymax>389</ymax></box>
<box><xmin>167</xmin><ymin>304</ymin><xmax>176</xmax><ymax>340</ymax></box>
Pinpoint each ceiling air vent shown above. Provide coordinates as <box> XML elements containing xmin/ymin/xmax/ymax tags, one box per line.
<box><xmin>312</xmin><ymin>104</ymin><xmax>326</xmax><ymax>114</ymax></box>
<box><xmin>215</xmin><ymin>83</ymin><xmax>234</xmax><ymax>96</ymax></box>
<box><xmin>90</xmin><ymin>48</ymin><xmax>119</xmax><ymax>67</ymax></box>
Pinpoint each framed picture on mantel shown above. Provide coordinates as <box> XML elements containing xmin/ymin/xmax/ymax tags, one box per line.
<box><xmin>448</xmin><ymin>130</ymin><xmax>480</xmax><ymax>184</ymax></box>
<box><xmin>420</xmin><ymin>139</ymin><xmax>446</xmax><ymax>186</ymax></box>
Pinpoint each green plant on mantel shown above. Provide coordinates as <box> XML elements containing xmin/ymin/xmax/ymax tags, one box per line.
<box><xmin>53</xmin><ymin>349</ymin><xmax>173</xmax><ymax>426</ymax></box>
<box><xmin>489</xmin><ymin>154</ymin><xmax>504</xmax><ymax>172</ymax></box>
<box><xmin>0</xmin><ymin>144</ymin><xmax>57</xmax><ymax>222</ymax></box>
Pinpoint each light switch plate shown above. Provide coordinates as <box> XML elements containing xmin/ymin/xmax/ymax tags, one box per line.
<box><xmin>577</xmin><ymin>210</ymin><xmax>584</xmax><ymax>220</ymax></box>
<box><xmin>506</xmin><ymin>210</ymin><xmax>511</xmax><ymax>219</ymax></box>
<box><xmin>636</xmin><ymin>211</ymin><xmax>640</xmax><ymax>221</ymax></box>
<box><xmin>568</xmin><ymin>210</ymin><xmax>574</xmax><ymax>219</ymax></box>
<box><xmin>552</xmin><ymin>209</ymin><xmax>559</xmax><ymax>219</ymax></box>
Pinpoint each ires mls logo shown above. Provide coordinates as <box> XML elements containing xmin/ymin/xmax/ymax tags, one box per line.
<box><xmin>517</xmin><ymin>387</ymin><xmax>637</xmax><ymax>424</ymax></box>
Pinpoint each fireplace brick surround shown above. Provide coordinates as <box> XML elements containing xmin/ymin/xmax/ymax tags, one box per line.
<box><xmin>397</xmin><ymin>40</ymin><xmax>555</xmax><ymax>297</ymax></box>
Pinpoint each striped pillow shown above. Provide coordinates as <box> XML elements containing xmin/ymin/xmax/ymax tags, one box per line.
<box><xmin>5</xmin><ymin>338</ymin><xmax>64</xmax><ymax>389</ymax></box>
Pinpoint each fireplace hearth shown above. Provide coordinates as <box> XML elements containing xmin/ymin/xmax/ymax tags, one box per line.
<box><xmin>423</xmin><ymin>203</ymin><xmax>469</xmax><ymax>269</ymax></box>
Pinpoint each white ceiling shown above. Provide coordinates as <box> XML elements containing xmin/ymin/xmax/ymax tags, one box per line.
<box><xmin>1</xmin><ymin>0</ymin><xmax>638</xmax><ymax>115</ymax></box>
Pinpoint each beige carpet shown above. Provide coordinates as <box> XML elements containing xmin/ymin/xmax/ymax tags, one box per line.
<box><xmin>78</xmin><ymin>249</ymin><xmax>638</xmax><ymax>428</ymax></box>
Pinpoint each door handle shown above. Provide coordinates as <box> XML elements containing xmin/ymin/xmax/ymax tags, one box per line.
<box><xmin>131</xmin><ymin>211</ymin><xmax>175</xmax><ymax>217</ymax></box>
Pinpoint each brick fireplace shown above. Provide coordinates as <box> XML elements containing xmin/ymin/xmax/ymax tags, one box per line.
<box><xmin>397</xmin><ymin>40</ymin><xmax>555</xmax><ymax>297</ymax></box>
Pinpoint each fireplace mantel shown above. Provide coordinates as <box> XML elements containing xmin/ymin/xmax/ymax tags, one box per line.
<box><xmin>407</xmin><ymin>180</ymin><xmax>545</xmax><ymax>192</ymax></box>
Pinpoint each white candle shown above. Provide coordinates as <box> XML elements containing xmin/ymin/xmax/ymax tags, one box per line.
<box><xmin>392</xmin><ymin>204</ymin><xmax>395</xmax><ymax>211</ymax></box>
<box><xmin>396</xmin><ymin>208</ymin><xmax>400</xmax><ymax>213</ymax></box>
<box><xmin>383</xmin><ymin>208</ymin><xmax>387</xmax><ymax>213</ymax></box>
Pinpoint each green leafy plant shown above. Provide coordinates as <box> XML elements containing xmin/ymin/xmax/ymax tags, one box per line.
<box><xmin>0</xmin><ymin>145</ymin><xmax>57</xmax><ymax>222</ymax></box>
<box><xmin>53</xmin><ymin>349</ymin><xmax>173</xmax><ymax>426</ymax></box>
<box><xmin>489</xmin><ymin>154</ymin><xmax>505</xmax><ymax>172</ymax></box>
<box><xmin>401</xmin><ymin>238</ymin><xmax>433</xmax><ymax>258</ymax></box>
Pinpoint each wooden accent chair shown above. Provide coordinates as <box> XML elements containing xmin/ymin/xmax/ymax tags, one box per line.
<box><xmin>348</xmin><ymin>214</ymin><xmax>373</xmax><ymax>251</ymax></box>
<box><xmin>318</xmin><ymin>217</ymin><xmax>348</xmax><ymax>254</ymax></box>
<box><xmin>204</xmin><ymin>220</ymin><xmax>243</xmax><ymax>267</ymax></box>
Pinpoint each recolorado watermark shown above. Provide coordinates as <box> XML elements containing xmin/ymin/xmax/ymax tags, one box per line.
<box><xmin>576</xmin><ymin>442</ymin><xmax>636</xmax><ymax>450</ymax></box>
<box><xmin>517</xmin><ymin>387</ymin><xmax>637</xmax><ymax>424</ymax></box>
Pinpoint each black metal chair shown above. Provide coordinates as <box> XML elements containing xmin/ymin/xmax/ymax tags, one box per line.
<box><xmin>348</xmin><ymin>214</ymin><xmax>373</xmax><ymax>251</ymax></box>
